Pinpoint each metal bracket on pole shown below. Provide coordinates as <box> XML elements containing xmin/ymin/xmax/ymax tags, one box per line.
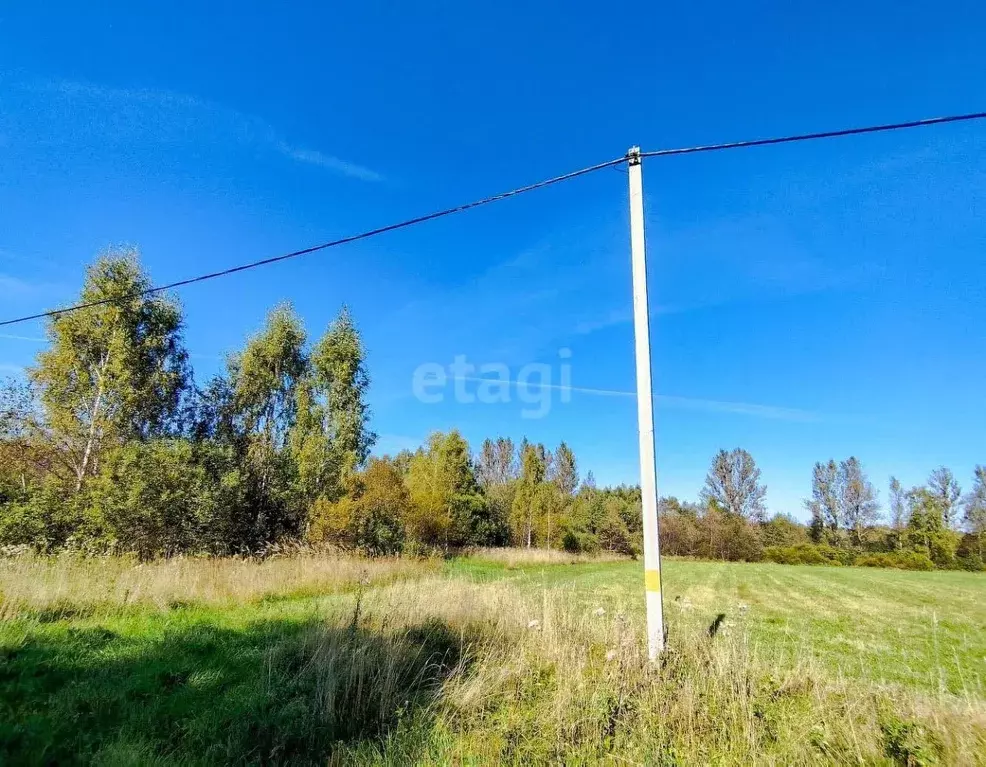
<box><xmin>627</xmin><ymin>145</ymin><xmax>665</xmax><ymax>658</ymax></box>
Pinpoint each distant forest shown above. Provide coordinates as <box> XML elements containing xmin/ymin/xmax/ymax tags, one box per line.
<box><xmin>1</xmin><ymin>249</ymin><xmax>984</xmax><ymax>570</ymax></box>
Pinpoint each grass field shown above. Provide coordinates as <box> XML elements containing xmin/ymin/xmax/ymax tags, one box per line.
<box><xmin>1</xmin><ymin>552</ymin><xmax>984</xmax><ymax>764</ymax></box>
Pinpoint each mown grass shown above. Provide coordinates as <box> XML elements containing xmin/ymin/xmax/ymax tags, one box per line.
<box><xmin>461</xmin><ymin>558</ymin><xmax>986</xmax><ymax>697</ymax></box>
<box><xmin>1</xmin><ymin>551</ymin><xmax>984</xmax><ymax>764</ymax></box>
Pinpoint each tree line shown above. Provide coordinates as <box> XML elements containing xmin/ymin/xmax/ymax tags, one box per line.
<box><xmin>0</xmin><ymin>249</ymin><xmax>643</xmax><ymax>558</ymax></box>
<box><xmin>660</xmin><ymin>448</ymin><xmax>985</xmax><ymax>570</ymax></box>
<box><xmin>1</xmin><ymin>250</ymin><xmax>983</xmax><ymax>568</ymax></box>
<box><xmin>1</xmin><ymin>250</ymin><xmax>377</xmax><ymax>556</ymax></box>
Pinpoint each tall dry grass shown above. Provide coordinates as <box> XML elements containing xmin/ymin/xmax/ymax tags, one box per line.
<box><xmin>300</xmin><ymin>577</ymin><xmax>986</xmax><ymax>764</ymax></box>
<box><xmin>464</xmin><ymin>546</ymin><xmax>629</xmax><ymax>568</ymax></box>
<box><xmin>0</xmin><ymin>551</ymin><xmax>435</xmax><ymax>618</ymax></box>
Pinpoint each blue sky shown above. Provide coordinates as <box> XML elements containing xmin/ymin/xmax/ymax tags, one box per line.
<box><xmin>1</xmin><ymin>2</ymin><xmax>984</xmax><ymax>519</ymax></box>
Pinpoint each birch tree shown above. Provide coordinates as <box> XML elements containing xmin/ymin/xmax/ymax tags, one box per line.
<box><xmin>225</xmin><ymin>303</ymin><xmax>308</xmax><ymax>544</ymax></box>
<box><xmin>29</xmin><ymin>250</ymin><xmax>188</xmax><ymax>491</ymax></box>
<box><xmin>512</xmin><ymin>441</ymin><xmax>548</xmax><ymax>546</ymax></box>
<box><xmin>294</xmin><ymin>307</ymin><xmax>376</xmax><ymax>504</ymax></box>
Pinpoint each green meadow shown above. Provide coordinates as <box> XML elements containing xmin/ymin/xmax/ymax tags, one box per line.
<box><xmin>1</xmin><ymin>552</ymin><xmax>984</xmax><ymax>765</ymax></box>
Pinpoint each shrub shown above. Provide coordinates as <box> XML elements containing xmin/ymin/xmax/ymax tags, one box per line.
<box><xmin>308</xmin><ymin>496</ymin><xmax>354</xmax><ymax>548</ymax></box>
<box><xmin>307</xmin><ymin>459</ymin><xmax>407</xmax><ymax>556</ymax></box>
<box><xmin>87</xmin><ymin>440</ymin><xmax>245</xmax><ymax>559</ymax></box>
<box><xmin>0</xmin><ymin>477</ymin><xmax>93</xmax><ymax>552</ymax></box>
<box><xmin>758</xmin><ymin>514</ymin><xmax>809</xmax><ymax>548</ymax></box>
<box><xmin>955</xmin><ymin>553</ymin><xmax>984</xmax><ymax>572</ymax></box>
<box><xmin>659</xmin><ymin>512</ymin><xmax>703</xmax><ymax>556</ymax></box>
<box><xmin>763</xmin><ymin>543</ymin><xmax>848</xmax><ymax>566</ymax></box>
<box><xmin>855</xmin><ymin>552</ymin><xmax>935</xmax><ymax>571</ymax></box>
<box><xmin>596</xmin><ymin>507</ymin><xmax>637</xmax><ymax>556</ymax></box>
<box><xmin>955</xmin><ymin>534</ymin><xmax>985</xmax><ymax>571</ymax></box>
<box><xmin>694</xmin><ymin>510</ymin><xmax>764</xmax><ymax>562</ymax></box>
<box><xmin>561</xmin><ymin>527</ymin><xmax>600</xmax><ymax>555</ymax></box>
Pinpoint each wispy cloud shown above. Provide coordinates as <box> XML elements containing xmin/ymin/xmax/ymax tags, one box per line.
<box><xmin>573</xmin><ymin>308</ymin><xmax>632</xmax><ymax>336</ymax></box>
<box><xmin>450</xmin><ymin>375</ymin><xmax>820</xmax><ymax>422</ymax></box>
<box><xmin>571</xmin><ymin>302</ymin><xmax>689</xmax><ymax>336</ymax></box>
<box><xmin>0</xmin><ymin>333</ymin><xmax>45</xmax><ymax>343</ymax></box>
<box><xmin>275</xmin><ymin>143</ymin><xmax>383</xmax><ymax>182</ymax></box>
<box><xmin>0</xmin><ymin>273</ymin><xmax>64</xmax><ymax>299</ymax></box>
<box><xmin>13</xmin><ymin>79</ymin><xmax>384</xmax><ymax>183</ymax></box>
<box><xmin>0</xmin><ymin>275</ymin><xmax>36</xmax><ymax>296</ymax></box>
<box><xmin>655</xmin><ymin>394</ymin><xmax>820</xmax><ymax>422</ymax></box>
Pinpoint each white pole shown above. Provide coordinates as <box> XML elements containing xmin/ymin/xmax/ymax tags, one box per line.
<box><xmin>627</xmin><ymin>146</ymin><xmax>665</xmax><ymax>658</ymax></box>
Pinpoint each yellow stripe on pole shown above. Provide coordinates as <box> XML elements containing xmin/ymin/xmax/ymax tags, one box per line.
<box><xmin>645</xmin><ymin>569</ymin><xmax>661</xmax><ymax>593</ymax></box>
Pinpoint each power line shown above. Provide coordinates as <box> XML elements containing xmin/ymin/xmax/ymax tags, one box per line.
<box><xmin>641</xmin><ymin>111</ymin><xmax>986</xmax><ymax>158</ymax></box>
<box><xmin>2</xmin><ymin>109</ymin><xmax>985</xmax><ymax>329</ymax></box>
<box><xmin>0</xmin><ymin>156</ymin><xmax>625</xmax><ymax>328</ymax></box>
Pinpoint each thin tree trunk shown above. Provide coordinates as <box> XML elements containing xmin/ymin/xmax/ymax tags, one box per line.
<box><xmin>76</xmin><ymin>359</ymin><xmax>109</xmax><ymax>492</ymax></box>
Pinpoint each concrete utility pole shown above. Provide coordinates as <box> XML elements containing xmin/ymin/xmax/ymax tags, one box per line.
<box><xmin>627</xmin><ymin>146</ymin><xmax>665</xmax><ymax>658</ymax></box>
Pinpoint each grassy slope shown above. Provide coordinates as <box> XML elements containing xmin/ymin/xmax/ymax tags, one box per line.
<box><xmin>1</xmin><ymin>556</ymin><xmax>984</xmax><ymax>764</ymax></box>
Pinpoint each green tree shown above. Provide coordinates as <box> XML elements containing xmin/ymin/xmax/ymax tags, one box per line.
<box><xmin>474</xmin><ymin>437</ymin><xmax>516</xmax><ymax>541</ymax></box>
<box><xmin>759</xmin><ymin>513</ymin><xmax>809</xmax><ymax>548</ymax></box>
<box><xmin>291</xmin><ymin>307</ymin><xmax>375</xmax><ymax>516</ymax></box>
<box><xmin>308</xmin><ymin>458</ymin><xmax>407</xmax><ymax>556</ymax></box>
<box><xmin>532</xmin><ymin>481</ymin><xmax>568</xmax><ymax>548</ymax></box>
<box><xmin>0</xmin><ymin>476</ymin><xmax>91</xmax><ymax>551</ymax></box>
<box><xmin>225</xmin><ymin>303</ymin><xmax>309</xmax><ymax>546</ymax></box>
<box><xmin>30</xmin><ymin>250</ymin><xmax>189</xmax><ymax>491</ymax></box>
<box><xmin>562</xmin><ymin>484</ymin><xmax>607</xmax><ymax>553</ymax></box>
<box><xmin>309</xmin><ymin>307</ymin><xmax>376</xmax><ymax>479</ymax></box>
<box><xmin>87</xmin><ymin>440</ymin><xmax>246</xmax><ymax>559</ymax></box>
<box><xmin>596</xmin><ymin>493</ymin><xmax>637</xmax><ymax>555</ymax></box>
<box><xmin>906</xmin><ymin>487</ymin><xmax>958</xmax><ymax>567</ymax></box>
<box><xmin>230</xmin><ymin>303</ymin><xmax>308</xmax><ymax>447</ymax></box>
<box><xmin>405</xmin><ymin>430</ymin><xmax>490</xmax><ymax>549</ymax></box>
<box><xmin>511</xmin><ymin>441</ymin><xmax>548</xmax><ymax>546</ymax></box>
<box><xmin>0</xmin><ymin>378</ymin><xmax>47</xmax><ymax>499</ymax></box>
